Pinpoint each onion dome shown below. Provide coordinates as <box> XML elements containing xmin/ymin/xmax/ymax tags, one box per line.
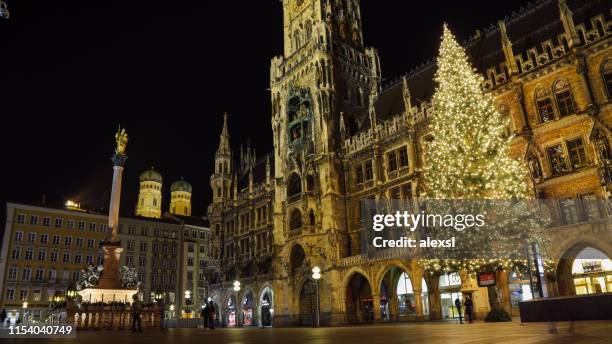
<box><xmin>140</xmin><ymin>167</ymin><xmax>163</xmax><ymax>183</ymax></box>
<box><xmin>171</xmin><ymin>178</ymin><xmax>192</xmax><ymax>193</ymax></box>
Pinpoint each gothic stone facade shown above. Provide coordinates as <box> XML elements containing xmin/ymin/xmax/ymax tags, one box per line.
<box><xmin>207</xmin><ymin>0</ymin><xmax>612</xmax><ymax>326</ymax></box>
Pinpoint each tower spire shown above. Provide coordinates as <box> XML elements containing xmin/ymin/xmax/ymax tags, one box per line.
<box><xmin>217</xmin><ymin>112</ymin><xmax>231</xmax><ymax>156</ymax></box>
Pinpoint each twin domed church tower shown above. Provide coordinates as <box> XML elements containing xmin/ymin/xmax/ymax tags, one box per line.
<box><xmin>135</xmin><ymin>167</ymin><xmax>192</xmax><ymax>218</ymax></box>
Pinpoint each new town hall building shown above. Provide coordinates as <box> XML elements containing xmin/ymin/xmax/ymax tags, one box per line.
<box><xmin>207</xmin><ymin>0</ymin><xmax>612</xmax><ymax>327</ymax></box>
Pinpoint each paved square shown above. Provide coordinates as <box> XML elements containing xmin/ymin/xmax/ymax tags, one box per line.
<box><xmin>8</xmin><ymin>320</ymin><xmax>612</xmax><ymax>344</ymax></box>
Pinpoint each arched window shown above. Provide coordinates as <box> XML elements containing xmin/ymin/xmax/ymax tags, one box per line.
<box><xmin>535</xmin><ymin>87</ymin><xmax>555</xmax><ymax>123</ymax></box>
<box><xmin>305</xmin><ymin>21</ymin><xmax>313</xmax><ymax>40</ymax></box>
<box><xmin>306</xmin><ymin>175</ymin><xmax>315</xmax><ymax>191</ymax></box>
<box><xmin>290</xmin><ymin>209</ymin><xmax>302</xmax><ymax>231</ymax></box>
<box><xmin>554</xmin><ymin>80</ymin><xmax>575</xmax><ymax>117</ymax></box>
<box><xmin>287</xmin><ymin>173</ymin><xmax>302</xmax><ymax>198</ymax></box>
<box><xmin>308</xmin><ymin>209</ymin><xmax>316</xmax><ymax>227</ymax></box>
<box><xmin>153</xmin><ymin>198</ymin><xmax>158</xmax><ymax>207</ymax></box>
<box><xmin>602</xmin><ymin>59</ymin><xmax>612</xmax><ymax>99</ymax></box>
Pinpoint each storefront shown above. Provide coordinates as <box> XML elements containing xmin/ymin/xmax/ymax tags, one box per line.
<box><xmin>396</xmin><ymin>272</ymin><xmax>429</xmax><ymax>318</ymax></box>
<box><xmin>439</xmin><ymin>272</ymin><xmax>462</xmax><ymax>319</ymax></box>
<box><xmin>241</xmin><ymin>292</ymin><xmax>254</xmax><ymax>326</ymax></box>
<box><xmin>509</xmin><ymin>270</ymin><xmax>533</xmax><ymax>312</ymax></box>
<box><xmin>260</xmin><ymin>291</ymin><xmax>273</xmax><ymax>327</ymax></box>
<box><xmin>572</xmin><ymin>247</ymin><xmax>612</xmax><ymax>294</ymax></box>
<box><xmin>226</xmin><ymin>296</ymin><xmax>237</xmax><ymax>327</ymax></box>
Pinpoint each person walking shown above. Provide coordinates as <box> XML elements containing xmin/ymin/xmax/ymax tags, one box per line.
<box><xmin>201</xmin><ymin>303</ymin><xmax>210</xmax><ymax>329</ymax></box>
<box><xmin>132</xmin><ymin>295</ymin><xmax>143</xmax><ymax>332</ymax></box>
<box><xmin>454</xmin><ymin>297</ymin><xmax>463</xmax><ymax>324</ymax></box>
<box><xmin>0</xmin><ymin>309</ymin><xmax>6</xmax><ymax>328</ymax></box>
<box><xmin>208</xmin><ymin>301</ymin><xmax>216</xmax><ymax>330</ymax></box>
<box><xmin>464</xmin><ymin>296</ymin><xmax>474</xmax><ymax>324</ymax></box>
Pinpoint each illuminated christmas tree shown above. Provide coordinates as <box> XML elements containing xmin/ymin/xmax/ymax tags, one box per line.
<box><xmin>424</xmin><ymin>24</ymin><xmax>529</xmax><ymax>200</ymax></box>
<box><xmin>421</xmin><ymin>25</ymin><xmax>546</xmax><ymax>321</ymax></box>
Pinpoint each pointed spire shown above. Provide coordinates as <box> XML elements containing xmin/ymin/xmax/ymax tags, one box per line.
<box><xmin>216</xmin><ymin>112</ymin><xmax>231</xmax><ymax>156</ymax></box>
<box><xmin>498</xmin><ymin>20</ymin><xmax>518</xmax><ymax>76</ymax></box>
<box><xmin>265</xmin><ymin>154</ymin><xmax>271</xmax><ymax>186</ymax></box>
<box><xmin>402</xmin><ymin>76</ymin><xmax>412</xmax><ymax>114</ymax></box>
<box><xmin>558</xmin><ymin>0</ymin><xmax>579</xmax><ymax>49</ymax></box>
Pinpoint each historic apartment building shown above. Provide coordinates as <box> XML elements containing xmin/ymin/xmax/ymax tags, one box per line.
<box><xmin>207</xmin><ymin>0</ymin><xmax>612</xmax><ymax>327</ymax></box>
<box><xmin>0</xmin><ymin>170</ymin><xmax>211</xmax><ymax>321</ymax></box>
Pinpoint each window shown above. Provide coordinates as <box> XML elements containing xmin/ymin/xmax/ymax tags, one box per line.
<box><xmin>560</xmin><ymin>198</ymin><xmax>580</xmax><ymax>224</ymax></box>
<box><xmin>22</xmin><ymin>267</ymin><xmax>31</xmax><ymax>280</ymax></box>
<box><xmin>355</xmin><ymin>164</ymin><xmax>364</xmax><ymax>184</ymax></box>
<box><xmin>11</xmin><ymin>248</ymin><xmax>20</xmax><ymax>259</ymax></box>
<box><xmin>97</xmin><ymin>255</ymin><xmax>104</xmax><ymax>265</ymax></box>
<box><xmin>141</xmin><ymin>227</ymin><xmax>148</xmax><ymax>236</ymax></box>
<box><xmin>140</xmin><ymin>241</ymin><xmax>148</xmax><ymax>252</ymax></box>
<box><xmin>5</xmin><ymin>289</ymin><xmax>15</xmax><ymax>301</ymax></box>
<box><xmin>55</xmin><ymin>218</ymin><xmax>63</xmax><ymax>228</ymax></box>
<box><xmin>364</xmin><ymin>160</ymin><xmax>374</xmax><ymax>181</ymax></box>
<box><xmin>64</xmin><ymin>236</ymin><xmax>72</xmax><ymax>246</ymax></box>
<box><xmin>47</xmin><ymin>269</ymin><xmax>56</xmax><ymax>281</ymax></box>
<box><xmin>50</xmin><ymin>251</ymin><xmax>58</xmax><ymax>262</ymax></box>
<box><xmin>287</xmin><ymin>173</ymin><xmax>302</xmax><ymax>198</ymax></box>
<box><xmin>567</xmin><ymin>138</ymin><xmax>587</xmax><ymax>169</ymax></box>
<box><xmin>289</xmin><ymin>209</ymin><xmax>302</xmax><ymax>231</ymax></box>
<box><xmin>153</xmin><ymin>242</ymin><xmax>159</xmax><ymax>254</ymax></box>
<box><xmin>40</xmin><ymin>234</ymin><xmax>48</xmax><ymax>244</ymax></box>
<box><xmin>187</xmin><ymin>271</ymin><xmax>193</xmax><ymax>281</ymax></box>
<box><xmin>86</xmin><ymin>255</ymin><xmax>93</xmax><ymax>264</ymax></box>
<box><xmin>30</xmin><ymin>215</ymin><xmax>38</xmax><ymax>225</ymax></box>
<box><xmin>32</xmin><ymin>289</ymin><xmax>42</xmax><ymax>302</ymax></box>
<box><xmin>38</xmin><ymin>250</ymin><xmax>46</xmax><ymax>261</ymax></box>
<box><xmin>187</xmin><ymin>257</ymin><xmax>194</xmax><ymax>266</ymax></box>
<box><xmin>547</xmin><ymin>144</ymin><xmax>568</xmax><ymax>176</ymax></box>
<box><xmin>87</xmin><ymin>239</ymin><xmax>94</xmax><ymax>248</ymax></box>
<box><xmin>9</xmin><ymin>267</ymin><xmax>18</xmax><ymax>279</ymax></box>
<box><xmin>535</xmin><ymin>88</ymin><xmax>555</xmax><ymax>123</ymax></box>
<box><xmin>387</xmin><ymin>146</ymin><xmax>409</xmax><ymax>173</ymax></box>
<box><xmin>15</xmin><ymin>231</ymin><xmax>23</xmax><ymax>241</ymax></box>
<box><xmin>188</xmin><ymin>243</ymin><xmax>194</xmax><ymax>253</ymax></box>
<box><xmin>35</xmin><ymin>268</ymin><xmax>44</xmax><ymax>281</ymax></box>
<box><xmin>20</xmin><ymin>289</ymin><xmax>28</xmax><ymax>301</ymax></box>
<box><xmin>128</xmin><ymin>226</ymin><xmax>136</xmax><ymax>235</ymax></box>
<box><xmin>581</xmin><ymin>193</ymin><xmax>601</xmax><ymax>221</ymax></box>
<box><xmin>73</xmin><ymin>271</ymin><xmax>81</xmax><ymax>282</ymax></box>
<box><xmin>28</xmin><ymin>232</ymin><xmax>36</xmax><ymax>242</ymax></box>
<box><xmin>89</xmin><ymin>223</ymin><xmax>96</xmax><ymax>231</ymax></box>
<box><xmin>100</xmin><ymin>224</ymin><xmax>108</xmax><ymax>232</ymax></box>
<box><xmin>78</xmin><ymin>221</ymin><xmax>85</xmax><ymax>230</ymax></box>
<box><xmin>152</xmin><ymin>257</ymin><xmax>158</xmax><ymax>268</ymax></box>
<box><xmin>63</xmin><ymin>252</ymin><xmax>70</xmax><ymax>263</ymax></box>
<box><xmin>554</xmin><ymin>80</ymin><xmax>574</xmax><ymax>117</ymax></box>
<box><xmin>74</xmin><ymin>253</ymin><xmax>82</xmax><ymax>264</ymax></box>
<box><xmin>139</xmin><ymin>256</ymin><xmax>146</xmax><ymax>267</ymax></box>
<box><xmin>43</xmin><ymin>217</ymin><xmax>51</xmax><ymax>226</ymax></box>
<box><xmin>127</xmin><ymin>256</ymin><xmax>134</xmax><ymax>267</ymax></box>
<box><xmin>16</xmin><ymin>214</ymin><xmax>26</xmax><ymax>224</ymax></box>
<box><xmin>127</xmin><ymin>241</ymin><xmax>135</xmax><ymax>251</ymax></box>
<box><xmin>602</xmin><ymin>59</ymin><xmax>612</xmax><ymax>98</ymax></box>
<box><xmin>67</xmin><ymin>220</ymin><xmax>75</xmax><ymax>229</ymax></box>
<box><xmin>76</xmin><ymin>237</ymin><xmax>83</xmax><ymax>247</ymax></box>
<box><xmin>24</xmin><ymin>249</ymin><xmax>33</xmax><ymax>260</ymax></box>
<box><xmin>53</xmin><ymin>235</ymin><xmax>60</xmax><ymax>245</ymax></box>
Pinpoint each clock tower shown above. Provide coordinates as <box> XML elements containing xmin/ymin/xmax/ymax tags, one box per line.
<box><xmin>270</xmin><ymin>0</ymin><xmax>381</xmax><ymax>326</ymax></box>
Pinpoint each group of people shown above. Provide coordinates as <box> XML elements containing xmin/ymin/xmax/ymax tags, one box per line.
<box><xmin>454</xmin><ymin>296</ymin><xmax>474</xmax><ymax>324</ymax></box>
<box><xmin>200</xmin><ymin>301</ymin><xmax>216</xmax><ymax>330</ymax></box>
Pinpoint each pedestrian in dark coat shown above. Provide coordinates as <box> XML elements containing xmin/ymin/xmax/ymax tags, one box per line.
<box><xmin>201</xmin><ymin>304</ymin><xmax>210</xmax><ymax>329</ymax></box>
<box><xmin>464</xmin><ymin>296</ymin><xmax>474</xmax><ymax>323</ymax></box>
<box><xmin>454</xmin><ymin>297</ymin><xmax>463</xmax><ymax>324</ymax></box>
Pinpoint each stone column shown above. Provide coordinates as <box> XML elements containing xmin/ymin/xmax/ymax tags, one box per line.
<box><xmin>108</xmin><ymin>156</ymin><xmax>126</xmax><ymax>241</ymax></box>
<box><xmin>426</xmin><ymin>274</ymin><xmax>442</xmax><ymax>320</ymax></box>
<box><xmin>372</xmin><ymin>293</ymin><xmax>382</xmax><ymax>322</ymax></box>
<box><xmin>413</xmin><ymin>288</ymin><xmax>425</xmax><ymax>321</ymax></box>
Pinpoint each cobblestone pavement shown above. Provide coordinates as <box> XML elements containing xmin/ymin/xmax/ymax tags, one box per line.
<box><xmin>8</xmin><ymin>320</ymin><xmax>612</xmax><ymax>344</ymax></box>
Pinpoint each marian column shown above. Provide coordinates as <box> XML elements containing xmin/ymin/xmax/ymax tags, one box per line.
<box><xmin>97</xmin><ymin>127</ymin><xmax>129</xmax><ymax>290</ymax></box>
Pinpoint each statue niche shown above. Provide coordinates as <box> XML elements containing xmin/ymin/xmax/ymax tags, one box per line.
<box><xmin>287</xmin><ymin>87</ymin><xmax>313</xmax><ymax>152</ymax></box>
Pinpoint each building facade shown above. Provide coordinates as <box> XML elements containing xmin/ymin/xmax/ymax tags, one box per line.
<box><xmin>208</xmin><ymin>0</ymin><xmax>612</xmax><ymax>327</ymax></box>
<box><xmin>1</xmin><ymin>200</ymin><xmax>210</xmax><ymax>320</ymax></box>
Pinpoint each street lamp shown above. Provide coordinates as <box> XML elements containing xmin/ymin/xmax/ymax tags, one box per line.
<box><xmin>154</xmin><ymin>291</ymin><xmax>165</xmax><ymax>330</ymax></box>
<box><xmin>0</xmin><ymin>1</ymin><xmax>9</xmax><ymax>19</ymax></box>
<box><xmin>22</xmin><ymin>301</ymin><xmax>28</xmax><ymax>323</ymax></box>
<box><xmin>233</xmin><ymin>280</ymin><xmax>241</xmax><ymax>292</ymax></box>
<box><xmin>312</xmin><ymin>266</ymin><xmax>321</xmax><ymax>327</ymax></box>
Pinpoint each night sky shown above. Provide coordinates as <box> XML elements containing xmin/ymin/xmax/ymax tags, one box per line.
<box><xmin>0</xmin><ymin>0</ymin><xmax>533</xmax><ymax>222</ymax></box>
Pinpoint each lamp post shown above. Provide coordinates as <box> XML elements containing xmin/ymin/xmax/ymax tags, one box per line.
<box><xmin>233</xmin><ymin>281</ymin><xmax>241</xmax><ymax>327</ymax></box>
<box><xmin>22</xmin><ymin>301</ymin><xmax>28</xmax><ymax>324</ymax></box>
<box><xmin>154</xmin><ymin>291</ymin><xmax>164</xmax><ymax>330</ymax></box>
<box><xmin>184</xmin><ymin>290</ymin><xmax>192</xmax><ymax>326</ymax></box>
<box><xmin>0</xmin><ymin>1</ymin><xmax>9</xmax><ymax>19</ymax></box>
<box><xmin>311</xmin><ymin>266</ymin><xmax>321</xmax><ymax>327</ymax></box>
